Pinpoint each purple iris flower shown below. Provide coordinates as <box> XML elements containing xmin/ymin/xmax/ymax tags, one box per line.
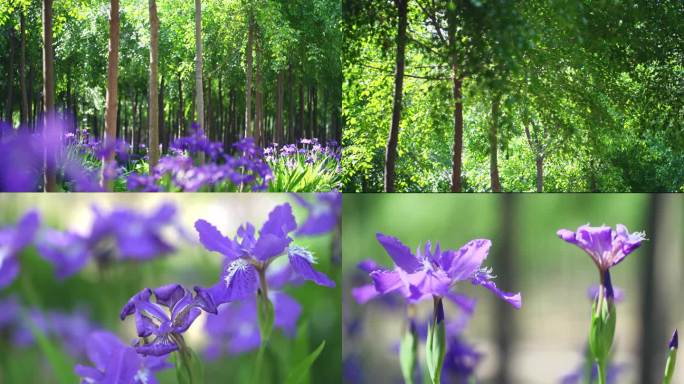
<box><xmin>75</xmin><ymin>331</ymin><xmax>170</xmax><ymax>384</ymax></box>
<box><xmin>557</xmin><ymin>224</ymin><xmax>645</xmax><ymax>273</ymax></box>
<box><xmin>351</xmin><ymin>233</ymin><xmax>521</xmax><ymax>311</ymax></box>
<box><xmin>36</xmin><ymin>229</ymin><xmax>90</xmax><ymax>280</ymax></box>
<box><xmin>292</xmin><ymin>192</ymin><xmax>341</xmax><ymax>236</ymax></box>
<box><xmin>560</xmin><ymin>352</ymin><xmax>626</xmax><ymax>384</ymax></box>
<box><xmin>120</xmin><ymin>284</ymin><xmax>217</xmax><ymax>356</ymax></box>
<box><xmin>89</xmin><ymin>203</ymin><xmax>179</xmax><ymax>262</ymax></box>
<box><xmin>0</xmin><ymin>210</ymin><xmax>40</xmax><ymax>288</ymax></box>
<box><xmin>194</xmin><ymin>203</ymin><xmax>335</xmax><ymax>306</ymax></box>
<box><xmin>441</xmin><ymin>336</ymin><xmax>482</xmax><ymax>383</ymax></box>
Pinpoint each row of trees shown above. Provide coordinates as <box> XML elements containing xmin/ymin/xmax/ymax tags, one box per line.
<box><xmin>342</xmin><ymin>0</ymin><xmax>683</xmax><ymax>192</ymax></box>
<box><xmin>0</xmin><ymin>0</ymin><xmax>342</xmax><ymax>190</ymax></box>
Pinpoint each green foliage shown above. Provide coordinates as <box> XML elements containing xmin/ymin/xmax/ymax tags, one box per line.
<box><xmin>343</xmin><ymin>0</ymin><xmax>684</xmax><ymax>192</ymax></box>
<box><xmin>284</xmin><ymin>340</ymin><xmax>326</xmax><ymax>384</ymax></box>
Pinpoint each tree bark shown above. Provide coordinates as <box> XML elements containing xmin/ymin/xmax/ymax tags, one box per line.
<box><xmin>148</xmin><ymin>0</ymin><xmax>160</xmax><ymax>167</ymax></box>
<box><xmin>383</xmin><ymin>0</ymin><xmax>407</xmax><ymax>193</ymax></box>
<box><xmin>254</xmin><ymin>34</ymin><xmax>263</xmax><ymax>146</ymax></box>
<box><xmin>6</xmin><ymin>24</ymin><xmax>16</xmax><ymax>124</ymax></box>
<box><xmin>244</xmin><ymin>11</ymin><xmax>254</xmax><ymax>138</ymax></box>
<box><xmin>490</xmin><ymin>93</ymin><xmax>501</xmax><ymax>192</ymax></box>
<box><xmin>159</xmin><ymin>75</ymin><xmax>166</xmax><ymax>152</ymax></box>
<box><xmin>298</xmin><ymin>83</ymin><xmax>305</xmax><ymax>140</ymax></box>
<box><xmin>450</xmin><ymin>75</ymin><xmax>463</xmax><ymax>192</ymax></box>
<box><xmin>101</xmin><ymin>0</ymin><xmax>119</xmax><ymax>190</ymax></box>
<box><xmin>194</xmin><ymin>0</ymin><xmax>204</xmax><ymax>134</ymax></box>
<box><xmin>275</xmin><ymin>71</ymin><xmax>284</xmax><ymax>144</ymax></box>
<box><xmin>177</xmin><ymin>72</ymin><xmax>183</xmax><ymax>137</ymax></box>
<box><xmin>535</xmin><ymin>155</ymin><xmax>543</xmax><ymax>193</ymax></box>
<box><xmin>43</xmin><ymin>0</ymin><xmax>56</xmax><ymax>191</ymax></box>
<box><xmin>19</xmin><ymin>12</ymin><xmax>28</xmax><ymax>127</ymax></box>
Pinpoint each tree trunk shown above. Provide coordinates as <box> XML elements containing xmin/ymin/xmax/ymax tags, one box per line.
<box><xmin>148</xmin><ymin>0</ymin><xmax>160</xmax><ymax>167</ymax></box>
<box><xmin>244</xmin><ymin>12</ymin><xmax>254</xmax><ymax>138</ymax></box>
<box><xmin>383</xmin><ymin>0</ymin><xmax>407</xmax><ymax>193</ymax></box>
<box><xmin>177</xmin><ymin>72</ymin><xmax>183</xmax><ymax>137</ymax></box>
<box><xmin>535</xmin><ymin>155</ymin><xmax>543</xmax><ymax>193</ymax></box>
<box><xmin>288</xmin><ymin>66</ymin><xmax>295</xmax><ymax>143</ymax></box>
<box><xmin>159</xmin><ymin>75</ymin><xmax>165</xmax><ymax>153</ymax></box>
<box><xmin>255</xmin><ymin>35</ymin><xmax>263</xmax><ymax>146</ymax></box>
<box><xmin>6</xmin><ymin>24</ymin><xmax>16</xmax><ymax>124</ymax></box>
<box><xmin>298</xmin><ymin>83</ymin><xmax>305</xmax><ymax>140</ymax></box>
<box><xmin>42</xmin><ymin>0</ymin><xmax>56</xmax><ymax>192</ymax></box>
<box><xmin>275</xmin><ymin>71</ymin><xmax>284</xmax><ymax>144</ymax></box>
<box><xmin>101</xmin><ymin>0</ymin><xmax>120</xmax><ymax>190</ymax></box>
<box><xmin>450</xmin><ymin>75</ymin><xmax>463</xmax><ymax>192</ymax></box>
<box><xmin>19</xmin><ymin>12</ymin><xmax>28</xmax><ymax>127</ymax></box>
<box><xmin>490</xmin><ymin>93</ymin><xmax>501</xmax><ymax>192</ymax></box>
<box><xmin>194</xmin><ymin>0</ymin><xmax>204</xmax><ymax>134</ymax></box>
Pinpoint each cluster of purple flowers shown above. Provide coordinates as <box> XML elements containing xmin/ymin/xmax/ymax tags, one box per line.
<box><xmin>36</xmin><ymin>203</ymin><xmax>182</xmax><ymax>276</ymax></box>
<box><xmin>116</xmin><ymin>202</ymin><xmax>336</xmax><ymax>365</ymax></box>
<box><xmin>264</xmin><ymin>138</ymin><xmax>341</xmax><ymax>169</ymax></box>
<box><xmin>128</xmin><ymin>133</ymin><xmax>273</xmax><ymax>192</ymax></box>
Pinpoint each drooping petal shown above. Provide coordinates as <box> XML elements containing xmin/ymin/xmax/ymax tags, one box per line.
<box><xmin>85</xmin><ymin>331</ymin><xmax>126</xmax><ymax>371</ymax></box>
<box><xmin>470</xmin><ymin>272</ymin><xmax>521</xmax><ymax>309</ymax></box>
<box><xmin>74</xmin><ymin>364</ymin><xmax>104</xmax><ymax>382</ymax></box>
<box><xmin>192</xmin><ymin>285</ymin><xmax>219</xmax><ymax>314</ymax></box>
<box><xmin>222</xmin><ymin>259</ymin><xmax>258</xmax><ymax>301</ymax></box>
<box><xmin>135</xmin><ymin>334</ymin><xmax>179</xmax><ymax>356</ymax></box>
<box><xmin>288</xmin><ymin>246</ymin><xmax>335</xmax><ymax>287</ymax></box>
<box><xmin>120</xmin><ymin>288</ymin><xmax>152</xmax><ymax>320</ymax></box>
<box><xmin>12</xmin><ymin>210</ymin><xmax>40</xmax><ymax>251</ymax></box>
<box><xmin>102</xmin><ymin>342</ymin><xmax>140</xmax><ymax>384</ymax></box>
<box><xmin>194</xmin><ymin>219</ymin><xmax>239</xmax><ymax>260</ymax></box>
<box><xmin>357</xmin><ymin>259</ymin><xmax>382</xmax><ymax>274</ymax></box>
<box><xmin>375</xmin><ymin>233</ymin><xmax>421</xmax><ymax>273</ymax></box>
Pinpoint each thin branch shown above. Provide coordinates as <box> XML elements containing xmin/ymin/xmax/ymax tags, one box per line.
<box><xmin>358</xmin><ymin>63</ymin><xmax>450</xmax><ymax>81</ymax></box>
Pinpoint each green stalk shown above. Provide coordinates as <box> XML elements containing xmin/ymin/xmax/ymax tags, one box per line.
<box><xmin>252</xmin><ymin>266</ymin><xmax>274</xmax><ymax>384</ymax></box>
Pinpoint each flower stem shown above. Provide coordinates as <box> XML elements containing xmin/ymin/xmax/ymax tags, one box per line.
<box><xmin>596</xmin><ymin>359</ymin><xmax>607</xmax><ymax>384</ymax></box>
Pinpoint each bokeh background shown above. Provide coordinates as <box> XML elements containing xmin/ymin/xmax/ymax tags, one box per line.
<box><xmin>343</xmin><ymin>194</ymin><xmax>683</xmax><ymax>383</ymax></box>
<box><xmin>0</xmin><ymin>193</ymin><xmax>341</xmax><ymax>383</ymax></box>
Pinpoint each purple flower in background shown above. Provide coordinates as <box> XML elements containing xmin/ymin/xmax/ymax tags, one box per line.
<box><xmin>588</xmin><ymin>285</ymin><xmax>624</xmax><ymax>303</ymax></box>
<box><xmin>441</xmin><ymin>336</ymin><xmax>482</xmax><ymax>383</ymax></box>
<box><xmin>194</xmin><ymin>203</ymin><xmax>335</xmax><ymax>306</ymax></box>
<box><xmin>90</xmin><ymin>203</ymin><xmax>179</xmax><ymax>262</ymax></box>
<box><xmin>560</xmin><ymin>350</ymin><xmax>626</xmax><ymax>384</ymax></box>
<box><xmin>293</xmin><ymin>192</ymin><xmax>341</xmax><ymax>236</ymax></box>
<box><xmin>120</xmin><ymin>284</ymin><xmax>216</xmax><ymax>356</ymax></box>
<box><xmin>36</xmin><ymin>229</ymin><xmax>90</xmax><ymax>280</ymax></box>
<box><xmin>352</xmin><ymin>233</ymin><xmax>521</xmax><ymax>311</ymax></box>
<box><xmin>0</xmin><ymin>211</ymin><xmax>40</xmax><ymax>288</ymax></box>
<box><xmin>75</xmin><ymin>331</ymin><xmax>170</xmax><ymax>384</ymax></box>
<box><xmin>204</xmin><ymin>288</ymin><xmax>301</xmax><ymax>357</ymax></box>
<box><xmin>0</xmin><ymin>295</ymin><xmax>19</xmax><ymax>329</ymax></box>
<box><xmin>557</xmin><ymin>224</ymin><xmax>645</xmax><ymax>273</ymax></box>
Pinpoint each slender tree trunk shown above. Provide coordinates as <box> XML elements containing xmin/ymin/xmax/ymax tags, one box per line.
<box><xmin>451</xmin><ymin>75</ymin><xmax>463</xmax><ymax>192</ymax></box>
<box><xmin>42</xmin><ymin>0</ymin><xmax>56</xmax><ymax>191</ymax></box>
<box><xmin>288</xmin><ymin>66</ymin><xmax>295</xmax><ymax>143</ymax></box>
<box><xmin>101</xmin><ymin>0</ymin><xmax>120</xmax><ymax>190</ymax></box>
<box><xmin>298</xmin><ymin>83</ymin><xmax>305</xmax><ymax>140</ymax></box>
<box><xmin>275</xmin><ymin>71</ymin><xmax>284</xmax><ymax>144</ymax></box>
<box><xmin>218</xmin><ymin>78</ymin><xmax>223</xmax><ymax>142</ymax></box>
<box><xmin>383</xmin><ymin>0</ymin><xmax>407</xmax><ymax>192</ymax></box>
<box><xmin>244</xmin><ymin>11</ymin><xmax>254</xmax><ymax>138</ymax></box>
<box><xmin>535</xmin><ymin>155</ymin><xmax>543</xmax><ymax>193</ymax></box>
<box><xmin>177</xmin><ymin>72</ymin><xmax>183</xmax><ymax>136</ymax></box>
<box><xmin>19</xmin><ymin>12</ymin><xmax>28</xmax><ymax>127</ymax></box>
<box><xmin>490</xmin><ymin>93</ymin><xmax>501</xmax><ymax>192</ymax></box>
<box><xmin>255</xmin><ymin>35</ymin><xmax>263</xmax><ymax>146</ymax></box>
<box><xmin>28</xmin><ymin>61</ymin><xmax>34</xmax><ymax>130</ymax></box>
<box><xmin>6</xmin><ymin>24</ymin><xmax>16</xmax><ymax>124</ymax></box>
<box><xmin>159</xmin><ymin>75</ymin><xmax>165</xmax><ymax>153</ymax></box>
<box><xmin>148</xmin><ymin>0</ymin><xmax>160</xmax><ymax>167</ymax></box>
<box><xmin>194</xmin><ymin>0</ymin><xmax>204</xmax><ymax>133</ymax></box>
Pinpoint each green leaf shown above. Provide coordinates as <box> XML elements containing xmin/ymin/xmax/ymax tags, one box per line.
<box><xmin>399</xmin><ymin>323</ymin><xmax>418</xmax><ymax>384</ymax></box>
<box><xmin>284</xmin><ymin>340</ymin><xmax>326</xmax><ymax>384</ymax></box>
<box><xmin>174</xmin><ymin>346</ymin><xmax>204</xmax><ymax>384</ymax></box>
<box><xmin>20</xmin><ymin>310</ymin><xmax>77</xmax><ymax>384</ymax></box>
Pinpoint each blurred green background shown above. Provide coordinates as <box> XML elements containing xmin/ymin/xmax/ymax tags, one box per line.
<box><xmin>342</xmin><ymin>194</ymin><xmax>683</xmax><ymax>383</ymax></box>
<box><xmin>0</xmin><ymin>193</ymin><xmax>341</xmax><ymax>384</ymax></box>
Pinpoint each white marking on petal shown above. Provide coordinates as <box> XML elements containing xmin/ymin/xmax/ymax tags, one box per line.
<box><xmin>224</xmin><ymin>259</ymin><xmax>250</xmax><ymax>288</ymax></box>
<box><xmin>289</xmin><ymin>245</ymin><xmax>317</xmax><ymax>264</ymax></box>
